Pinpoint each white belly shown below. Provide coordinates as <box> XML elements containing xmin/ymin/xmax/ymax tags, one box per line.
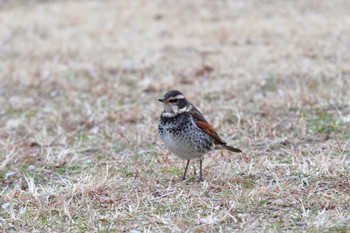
<box><xmin>161</xmin><ymin>132</ymin><xmax>206</xmax><ymax>160</ymax></box>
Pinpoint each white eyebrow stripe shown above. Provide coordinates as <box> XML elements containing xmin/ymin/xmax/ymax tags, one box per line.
<box><xmin>173</xmin><ymin>94</ymin><xmax>185</xmax><ymax>99</ymax></box>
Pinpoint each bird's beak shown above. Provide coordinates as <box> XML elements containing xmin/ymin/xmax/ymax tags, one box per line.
<box><xmin>158</xmin><ymin>98</ymin><xmax>168</xmax><ymax>103</ymax></box>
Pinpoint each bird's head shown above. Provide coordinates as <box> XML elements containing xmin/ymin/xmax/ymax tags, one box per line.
<box><xmin>158</xmin><ymin>90</ymin><xmax>192</xmax><ymax>117</ymax></box>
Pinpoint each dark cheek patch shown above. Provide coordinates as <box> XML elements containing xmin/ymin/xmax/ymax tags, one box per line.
<box><xmin>178</xmin><ymin>99</ymin><xmax>187</xmax><ymax>109</ymax></box>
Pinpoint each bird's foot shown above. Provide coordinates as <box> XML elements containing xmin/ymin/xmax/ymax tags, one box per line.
<box><xmin>198</xmin><ymin>176</ymin><xmax>204</xmax><ymax>182</ymax></box>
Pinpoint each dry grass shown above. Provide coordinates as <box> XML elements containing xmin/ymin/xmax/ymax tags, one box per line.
<box><xmin>1</xmin><ymin>0</ymin><xmax>350</xmax><ymax>232</ymax></box>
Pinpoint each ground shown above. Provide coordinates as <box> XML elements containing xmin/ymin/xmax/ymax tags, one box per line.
<box><xmin>1</xmin><ymin>0</ymin><xmax>350</xmax><ymax>232</ymax></box>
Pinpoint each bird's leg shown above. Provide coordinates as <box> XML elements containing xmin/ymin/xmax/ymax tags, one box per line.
<box><xmin>198</xmin><ymin>158</ymin><xmax>204</xmax><ymax>182</ymax></box>
<box><xmin>181</xmin><ymin>160</ymin><xmax>190</xmax><ymax>181</ymax></box>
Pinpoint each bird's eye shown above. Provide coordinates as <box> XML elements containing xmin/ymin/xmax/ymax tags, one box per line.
<box><xmin>169</xmin><ymin>99</ymin><xmax>178</xmax><ymax>103</ymax></box>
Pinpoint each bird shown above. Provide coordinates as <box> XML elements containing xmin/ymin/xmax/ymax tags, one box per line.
<box><xmin>158</xmin><ymin>90</ymin><xmax>242</xmax><ymax>182</ymax></box>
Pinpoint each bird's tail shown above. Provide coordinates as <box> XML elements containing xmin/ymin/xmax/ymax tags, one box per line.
<box><xmin>219</xmin><ymin>144</ymin><xmax>242</xmax><ymax>153</ymax></box>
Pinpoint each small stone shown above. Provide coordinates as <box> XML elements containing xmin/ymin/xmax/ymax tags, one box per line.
<box><xmin>1</xmin><ymin>203</ymin><xmax>10</xmax><ymax>209</ymax></box>
<box><xmin>5</xmin><ymin>171</ymin><xmax>17</xmax><ymax>179</ymax></box>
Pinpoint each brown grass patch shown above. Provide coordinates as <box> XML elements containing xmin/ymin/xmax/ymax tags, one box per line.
<box><xmin>1</xmin><ymin>0</ymin><xmax>350</xmax><ymax>232</ymax></box>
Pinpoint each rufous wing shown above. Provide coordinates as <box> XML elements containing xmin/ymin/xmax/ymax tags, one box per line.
<box><xmin>195</xmin><ymin>120</ymin><xmax>228</xmax><ymax>145</ymax></box>
<box><xmin>189</xmin><ymin>104</ymin><xmax>242</xmax><ymax>153</ymax></box>
<box><xmin>189</xmin><ymin>109</ymin><xmax>227</xmax><ymax>145</ymax></box>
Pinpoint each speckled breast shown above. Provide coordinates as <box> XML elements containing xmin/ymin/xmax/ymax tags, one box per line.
<box><xmin>158</xmin><ymin>112</ymin><xmax>214</xmax><ymax>160</ymax></box>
